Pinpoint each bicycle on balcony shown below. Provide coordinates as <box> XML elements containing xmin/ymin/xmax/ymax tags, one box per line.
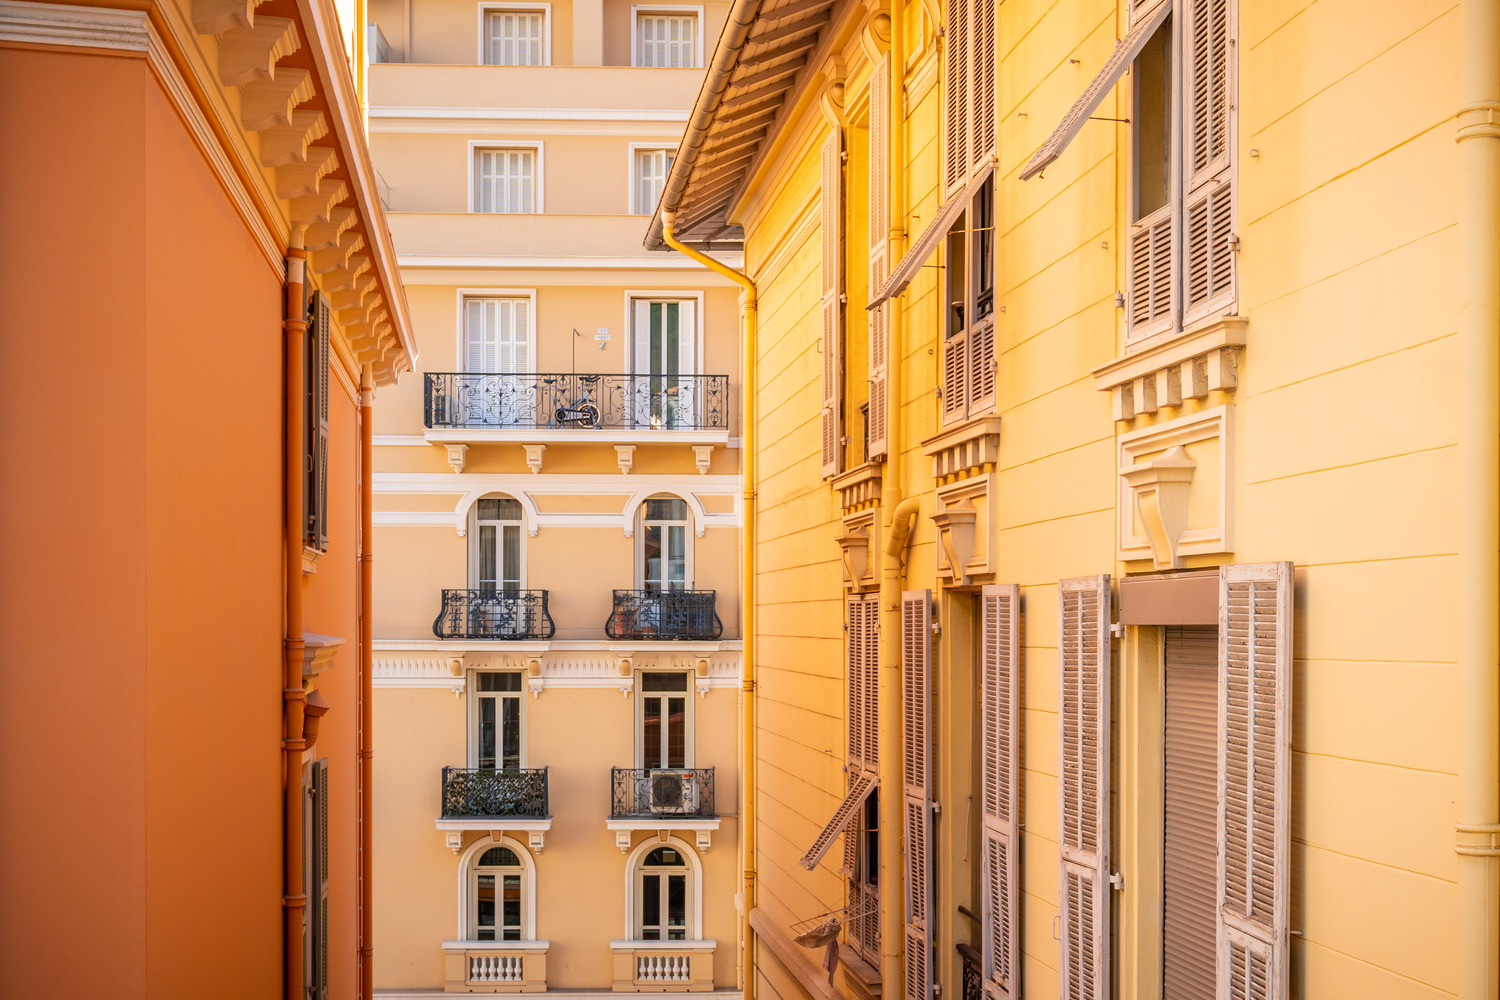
<box><xmin>549</xmin><ymin>373</ymin><xmax>601</xmax><ymax>429</ymax></box>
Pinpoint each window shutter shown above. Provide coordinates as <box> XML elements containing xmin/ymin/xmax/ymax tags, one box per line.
<box><xmin>970</xmin><ymin>0</ymin><xmax>996</xmax><ymax>174</ymax></box>
<box><xmin>980</xmin><ymin>585</ymin><xmax>1021</xmax><ymax>1000</ymax></box>
<box><xmin>1216</xmin><ymin>563</ymin><xmax>1291</xmax><ymax>1000</ymax></box>
<box><xmin>944</xmin><ymin>0</ymin><xmax>971</xmax><ymax>192</ymax></box>
<box><xmin>942</xmin><ymin>328</ymin><xmax>969</xmax><ymax>425</ymax></box>
<box><xmin>1128</xmin><ymin>208</ymin><xmax>1175</xmax><ymax>335</ymax></box>
<box><xmin>968</xmin><ymin>320</ymin><xmax>995</xmax><ymax>413</ymax></box>
<box><xmin>822</xmin><ymin>130</ymin><xmax>844</xmax><ymax>478</ymax></box>
<box><xmin>901</xmin><ymin>590</ymin><xmax>933</xmax><ymax>1000</ymax></box>
<box><xmin>800</xmin><ymin>772</ymin><xmax>877</xmax><ymax>871</ymax></box>
<box><xmin>676</xmin><ymin>300</ymin><xmax>697</xmax><ymax>375</ymax></box>
<box><xmin>634</xmin><ymin>299</ymin><xmax>653</xmax><ymax>375</ymax></box>
<box><xmin>306</xmin><ymin>292</ymin><xmax>331</xmax><ymax>552</ymax></box>
<box><xmin>867</xmin><ymin>57</ymin><xmax>890</xmax><ymax>460</ymax></box>
<box><xmin>846</xmin><ymin>592</ymin><xmax>867</xmax><ymax>771</ymax></box>
<box><xmin>1057</xmin><ymin>575</ymin><xmax>1111</xmax><ymax>1000</ymax></box>
<box><xmin>1184</xmin><ymin>0</ymin><xmax>1235</xmax><ymax>323</ymax></box>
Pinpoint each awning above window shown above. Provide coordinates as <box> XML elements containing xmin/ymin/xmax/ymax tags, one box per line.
<box><xmin>797</xmin><ymin>773</ymin><xmax>877</xmax><ymax>872</ymax></box>
<box><xmin>1018</xmin><ymin>0</ymin><xmax>1173</xmax><ymax>181</ymax></box>
<box><xmin>868</xmin><ymin>158</ymin><xmax>997</xmax><ymax>310</ymax></box>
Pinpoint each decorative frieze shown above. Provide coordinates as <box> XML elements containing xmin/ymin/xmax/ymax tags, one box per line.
<box><xmin>1093</xmin><ymin>316</ymin><xmax>1247</xmax><ymax>421</ymax></box>
<box><xmin>922</xmin><ymin>417</ymin><xmax>1000</xmax><ymax>481</ymax></box>
<box><xmin>833</xmin><ymin>462</ymin><xmax>882</xmax><ymax>513</ymax></box>
<box><xmin>373</xmin><ymin>645</ymin><xmax>743</xmax><ymax>695</ymax></box>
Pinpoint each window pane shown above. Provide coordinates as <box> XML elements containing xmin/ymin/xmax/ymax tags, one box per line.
<box><xmin>502</xmin><ymin>874</ymin><xmax>522</xmax><ymax>939</ymax></box>
<box><xmin>478</xmin><ymin>498</ymin><xmax>523</xmax><ymax>520</ymax></box>
<box><xmin>480</xmin><ymin>846</ymin><xmax>521</xmax><ymax>867</ymax></box>
<box><xmin>667</xmin><ymin>696</ymin><xmax>686</xmax><ymax>768</ymax></box>
<box><xmin>479</xmin><ymin>525</ymin><xmax>497</xmax><ymax>590</ymax></box>
<box><xmin>643</xmin><ymin>523</ymin><xmax>663</xmax><ymax>591</ymax></box>
<box><xmin>643</xmin><ymin>695</ymin><xmax>663</xmax><ymax>767</ymax></box>
<box><xmin>479</xmin><ymin>697</ymin><xmax>497</xmax><ymax>769</ymax></box>
<box><xmin>643</xmin><ymin>672</ymin><xmax>689</xmax><ymax>692</ymax></box>
<box><xmin>645</xmin><ymin>498</ymin><xmax>688</xmax><ymax>520</ymax></box>
<box><xmin>477</xmin><ymin>873</ymin><xmax>496</xmax><ymax>938</ymax></box>
<box><xmin>502</xmin><ymin>524</ymin><xmax>521</xmax><ymax>590</ymax></box>
<box><xmin>642</xmin><ymin>874</ymin><xmax>661</xmax><ymax>939</ymax></box>
<box><xmin>1135</xmin><ymin>17</ymin><xmax>1172</xmax><ymax>220</ymax></box>
<box><xmin>502</xmin><ymin>696</ymin><xmax>521</xmax><ymax>770</ymax></box>
<box><xmin>667</xmin><ymin>874</ymin><xmax>686</xmax><ymax>938</ymax></box>
<box><xmin>945</xmin><ymin>220</ymin><xmax>966</xmax><ymax>338</ymax></box>
<box><xmin>479</xmin><ymin>672</ymin><xmax>523</xmax><ymax>692</ymax></box>
<box><xmin>646</xmin><ymin>846</ymin><xmax>683</xmax><ymax>865</ymax></box>
<box><xmin>667</xmin><ymin>525</ymin><xmax>686</xmax><ymax>589</ymax></box>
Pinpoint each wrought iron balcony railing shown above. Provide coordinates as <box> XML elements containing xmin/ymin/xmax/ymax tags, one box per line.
<box><xmin>605</xmin><ymin>590</ymin><xmax>722</xmax><ymax>641</ymax></box>
<box><xmin>433</xmin><ymin>589</ymin><xmax>555</xmax><ymax>640</ymax></box>
<box><xmin>611</xmin><ymin>767</ymin><xmax>715</xmax><ymax>819</ymax></box>
<box><xmin>425</xmin><ymin>372</ymin><xmax>730</xmax><ymax>431</ymax></box>
<box><xmin>442</xmin><ymin>766</ymin><xmax>550</xmax><ymax>819</ymax></box>
<box><xmin>957</xmin><ymin>943</ymin><xmax>982</xmax><ymax>1000</ymax></box>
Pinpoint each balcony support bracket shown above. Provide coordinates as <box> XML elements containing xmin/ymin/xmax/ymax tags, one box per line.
<box><xmin>445</xmin><ymin>443</ymin><xmax>468</xmax><ymax>474</ymax></box>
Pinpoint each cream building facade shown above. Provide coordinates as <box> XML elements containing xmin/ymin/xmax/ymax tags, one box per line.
<box><xmin>648</xmin><ymin>2</ymin><xmax>1497</xmax><ymax>1000</ymax></box>
<box><xmin>364</xmin><ymin>0</ymin><xmax>747</xmax><ymax>995</ymax></box>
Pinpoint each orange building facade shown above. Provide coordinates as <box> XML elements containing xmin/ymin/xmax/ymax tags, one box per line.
<box><xmin>0</xmin><ymin>0</ymin><xmax>414</xmax><ymax>997</ymax></box>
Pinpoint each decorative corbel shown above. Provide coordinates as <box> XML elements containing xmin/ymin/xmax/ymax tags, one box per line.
<box><xmin>615</xmin><ymin>444</ymin><xmax>637</xmax><ymax>475</ymax></box>
<box><xmin>695</xmin><ymin>658</ymin><xmax>711</xmax><ymax>698</ymax></box>
<box><xmin>617</xmin><ymin>657</ymin><xmax>634</xmax><ymax>697</ymax></box>
<box><xmin>300</xmin><ymin>632</ymin><xmax>346</xmax><ymax>679</ymax></box>
<box><xmin>819</xmin><ymin>56</ymin><xmax>847</xmax><ymax>129</ymax></box>
<box><xmin>529</xmin><ymin>830</ymin><xmax>547</xmax><ymax>853</ymax></box>
<box><xmin>445</xmin><ymin>443</ymin><xmax>468</xmax><ymax>474</ymax></box>
<box><xmin>691</xmin><ymin>445</ymin><xmax>714</xmax><ymax>475</ymax></box>
<box><xmin>836</xmin><ymin>527</ymin><xmax>871</xmax><ymax>591</ymax></box>
<box><xmin>930</xmin><ymin>501</ymin><xmax>978</xmax><ymax>584</ymax></box>
<box><xmin>616</xmin><ymin>831</ymin><xmax>633</xmax><ymax>852</ymax></box>
<box><xmin>696</xmin><ymin>829</ymin><xmax>713</xmax><ymax>853</ymax></box>
<box><xmin>528</xmin><ymin>658</ymin><xmax>543</xmax><ymax>699</ymax></box>
<box><xmin>524</xmin><ymin>444</ymin><xmax>546</xmax><ymax>474</ymax></box>
<box><xmin>1120</xmin><ymin>445</ymin><xmax>1198</xmax><ymax>570</ymax></box>
<box><xmin>446</xmin><ymin>831</ymin><xmax>465</xmax><ymax>854</ymax></box>
<box><xmin>861</xmin><ymin>7</ymin><xmax>892</xmax><ymax>63</ymax></box>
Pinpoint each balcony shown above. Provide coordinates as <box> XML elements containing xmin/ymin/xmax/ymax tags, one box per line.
<box><xmin>442</xmin><ymin>940</ymin><xmax>549</xmax><ymax>993</ymax></box>
<box><xmin>609</xmin><ymin>940</ymin><xmax>716</xmax><ymax>993</ymax></box>
<box><xmin>605</xmin><ymin>591</ymin><xmax>723</xmax><ymax>642</ymax></box>
<box><xmin>425</xmin><ymin>373</ymin><xmax>729</xmax><ymax>436</ymax></box>
<box><xmin>433</xmin><ymin>589</ymin><xmax>555</xmax><ymax>640</ymax></box>
<box><xmin>608</xmin><ymin>767</ymin><xmax>719</xmax><ymax>853</ymax></box>
<box><xmin>437</xmin><ymin>767</ymin><xmax>552</xmax><ymax>850</ymax></box>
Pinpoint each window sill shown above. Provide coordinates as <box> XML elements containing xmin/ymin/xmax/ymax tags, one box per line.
<box><xmin>1091</xmin><ymin>315</ymin><xmax>1247</xmax><ymax>421</ymax></box>
<box><xmin>443</xmin><ymin>939</ymin><xmax>552</xmax><ymax>953</ymax></box>
<box><xmin>838</xmin><ymin>948</ymin><xmax>882</xmax><ymax>996</ymax></box>
<box><xmin>302</xmin><ymin>546</ymin><xmax>321</xmax><ymax>575</ymax></box>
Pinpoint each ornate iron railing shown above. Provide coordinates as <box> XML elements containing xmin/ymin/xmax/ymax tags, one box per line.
<box><xmin>605</xmin><ymin>590</ymin><xmax>722</xmax><ymax>641</ymax></box>
<box><xmin>433</xmin><ymin>589</ymin><xmax>555</xmax><ymax>640</ymax></box>
<box><xmin>610</xmin><ymin>767</ymin><xmax>716</xmax><ymax>819</ymax></box>
<box><xmin>957</xmin><ymin>943</ymin><xmax>982</xmax><ymax>1000</ymax></box>
<box><xmin>441</xmin><ymin>767</ymin><xmax>549</xmax><ymax>819</ymax></box>
<box><xmin>425</xmin><ymin>373</ymin><xmax>730</xmax><ymax>431</ymax></box>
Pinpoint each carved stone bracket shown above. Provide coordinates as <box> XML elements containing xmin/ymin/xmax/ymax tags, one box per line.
<box><xmin>445</xmin><ymin>443</ymin><xmax>468</xmax><ymax>474</ymax></box>
<box><xmin>836</xmin><ymin>526</ymin><xmax>872</xmax><ymax>592</ymax></box>
<box><xmin>692</xmin><ymin>445</ymin><xmax>714</xmax><ymax>475</ymax></box>
<box><xmin>1120</xmin><ymin>445</ymin><xmax>1197</xmax><ymax>570</ymax></box>
<box><xmin>929</xmin><ymin>502</ymin><xmax>978</xmax><ymax>584</ymax></box>
<box><xmin>615</xmin><ymin>444</ymin><xmax>636</xmax><ymax>475</ymax></box>
<box><xmin>524</xmin><ymin>444</ymin><xmax>546</xmax><ymax>474</ymax></box>
<box><xmin>1092</xmin><ymin>316</ymin><xmax>1247</xmax><ymax>422</ymax></box>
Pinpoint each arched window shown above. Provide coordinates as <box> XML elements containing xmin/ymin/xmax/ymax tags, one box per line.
<box><xmin>459</xmin><ymin>837</ymin><xmax>537</xmax><ymax>941</ymax></box>
<box><xmin>625</xmin><ymin>837</ymin><xmax>703</xmax><ymax>941</ymax></box>
<box><xmin>468</xmin><ymin>495</ymin><xmax>525</xmax><ymax>591</ymax></box>
<box><xmin>636</xmin><ymin>496</ymin><xmax>690</xmax><ymax>591</ymax></box>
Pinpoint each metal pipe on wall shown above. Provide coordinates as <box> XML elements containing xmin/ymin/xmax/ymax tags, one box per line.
<box><xmin>1456</xmin><ymin>0</ymin><xmax>1500</xmax><ymax>995</ymax></box>
<box><xmin>283</xmin><ymin>231</ymin><xmax>309</xmax><ymax>1000</ymax></box>
<box><xmin>359</xmin><ymin>364</ymin><xmax>375</xmax><ymax>999</ymax></box>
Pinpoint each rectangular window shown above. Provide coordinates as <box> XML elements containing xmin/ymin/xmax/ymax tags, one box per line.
<box><xmin>635</xmin><ymin>148</ymin><xmax>675</xmax><ymax>215</ymax></box>
<box><xmin>304</xmin><ymin>291</ymin><xmax>331</xmax><ymax>551</ymax></box>
<box><xmin>940</xmin><ymin>177</ymin><xmax>996</xmax><ymax>426</ymax></box>
<box><xmin>303</xmin><ymin>759</ymin><xmax>330</xmax><ymax>1000</ymax></box>
<box><xmin>474</xmin><ymin>148</ymin><xmax>536</xmax><ymax>213</ymax></box>
<box><xmin>474</xmin><ymin>672</ymin><xmax>524</xmax><ymax>770</ymax></box>
<box><xmin>631</xmin><ymin>299</ymin><xmax>697</xmax><ymax>429</ymax></box>
<box><xmin>640</xmin><ymin>671</ymin><xmax>689</xmax><ymax>768</ymax></box>
<box><xmin>635</xmin><ymin>12</ymin><xmax>696</xmax><ymax>67</ymax></box>
<box><xmin>476</xmin><ymin>872</ymin><xmax>522</xmax><ymax>941</ymax></box>
<box><xmin>485</xmin><ymin>9</ymin><xmax>545</xmax><ymax>65</ymax></box>
<box><xmin>464</xmin><ymin>297</ymin><xmax>531</xmax><ymax>374</ymax></box>
<box><xmin>640</xmin><ymin>498</ymin><xmax>689</xmax><ymax>591</ymax></box>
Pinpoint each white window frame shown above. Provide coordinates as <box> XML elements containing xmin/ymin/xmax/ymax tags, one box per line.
<box><xmin>477</xmin><ymin>2</ymin><xmax>551</xmax><ymax>65</ymax></box>
<box><xmin>468</xmin><ymin>669</ymin><xmax>527</xmax><ymax>769</ymax></box>
<box><xmin>469</xmin><ymin>141</ymin><xmax>544</xmax><ymax>213</ymax></box>
<box><xmin>628</xmin><ymin>143</ymin><xmax>677</xmax><ymax>215</ymax></box>
<box><xmin>457</xmin><ymin>289</ymin><xmax>539</xmax><ymax>373</ymax></box>
<box><xmin>623</xmin><ymin>835</ymin><xmax>705</xmax><ymax>941</ymax></box>
<box><xmin>623</xmin><ymin>290</ymin><xmax>704</xmax><ymax>375</ymax></box>
<box><xmin>635</xmin><ymin>669</ymin><xmax>695</xmax><ymax>769</ymax></box>
<box><xmin>456</xmin><ymin>836</ymin><xmax>539</xmax><ymax>942</ymax></box>
<box><xmin>634</xmin><ymin>495</ymin><xmax>694</xmax><ymax>592</ymax></box>
<box><xmin>466</xmin><ymin>495</ymin><xmax>529</xmax><ymax>589</ymax></box>
<box><xmin>630</xmin><ymin>5</ymin><xmax>704</xmax><ymax>68</ymax></box>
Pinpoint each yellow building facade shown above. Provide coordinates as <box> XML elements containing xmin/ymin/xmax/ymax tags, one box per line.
<box><xmin>649</xmin><ymin>1</ymin><xmax>1496</xmax><ymax>999</ymax></box>
<box><xmin>364</xmin><ymin>0</ymin><xmax>746</xmax><ymax>995</ymax></box>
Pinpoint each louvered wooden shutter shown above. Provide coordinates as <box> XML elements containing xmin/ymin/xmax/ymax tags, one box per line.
<box><xmin>847</xmin><ymin>592</ymin><xmax>868</xmax><ymax>771</ymax></box>
<box><xmin>867</xmin><ymin>58</ymin><xmax>891</xmax><ymax>460</ymax></box>
<box><xmin>1184</xmin><ymin>0</ymin><xmax>1235</xmax><ymax>323</ymax></box>
<box><xmin>1216</xmin><ymin>563</ymin><xmax>1291</xmax><ymax>1000</ymax></box>
<box><xmin>822</xmin><ymin>130</ymin><xmax>844</xmax><ymax>478</ymax></box>
<box><xmin>862</xmin><ymin>595</ymin><xmax>880</xmax><ymax>769</ymax></box>
<box><xmin>1058</xmin><ymin>575</ymin><xmax>1111</xmax><ymax>1000</ymax></box>
<box><xmin>306</xmin><ymin>292</ymin><xmax>331</xmax><ymax>551</ymax></box>
<box><xmin>901</xmin><ymin>591</ymin><xmax>933</xmax><ymax>1000</ymax></box>
<box><xmin>944</xmin><ymin>0</ymin><xmax>971</xmax><ymax>192</ymax></box>
<box><xmin>316</xmin><ymin>757</ymin><xmax>330</xmax><ymax>1000</ymax></box>
<box><xmin>980</xmin><ymin>585</ymin><xmax>1021</xmax><ymax>999</ymax></box>
<box><xmin>968</xmin><ymin>319</ymin><xmax>995</xmax><ymax>413</ymax></box>
<box><xmin>970</xmin><ymin>0</ymin><xmax>996</xmax><ymax>173</ymax></box>
<box><xmin>1129</xmin><ymin>209</ymin><xmax>1175</xmax><ymax>336</ymax></box>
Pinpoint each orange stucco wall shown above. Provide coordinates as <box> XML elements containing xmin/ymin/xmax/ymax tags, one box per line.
<box><xmin>0</xmin><ymin>43</ymin><xmax>367</xmax><ymax>998</ymax></box>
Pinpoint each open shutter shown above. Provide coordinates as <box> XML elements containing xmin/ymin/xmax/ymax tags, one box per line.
<box><xmin>1058</xmin><ymin>575</ymin><xmax>1111</xmax><ymax>1000</ymax></box>
<box><xmin>968</xmin><ymin>319</ymin><xmax>996</xmax><ymax>414</ymax></box>
<box><xmin>867</xmin><ymin>57</ymin><xmax>890</xmax><ymax>460</ymax></box>
<box><xmin>1183</xmin><ymin>0</ymin><xmax>1235</xmax><ymax>323</ymax></box>
<box><xmin>315</xmin><ymin>757</ymin><xmax>330</xmax><ymax>1000</ymax></box>
<box><xmin>970</xmin><ymin>0</ymin><xmax>996</xmax><ymax>174</ymax></box>
<box><xmin>944</xmin><ymin>0</ymin><xmax>971</xmax><ymax>192</ymax></box>
<box><xmin>1129</xmin><ymin>210</ymin><xmax>1175</xmax><ymax>334</ymax></box>
<box><xmin>862</xmin><ymin>595</ymin><xmax>880</xmax><ymax>770</ymax></box>
<box><xmin>902</xmin><ymin>590</ymin><xmax>933</xmax><ymax>1000</ymax></box>
<box><xmin>822</xmin><ymin>130</ymin><xmax>844</xmax><ymax>477</ymax></box>
<box><xmin>847</xmin><ymin>592</ymin><xmax>869</xmax><ymax>772</ymax></box>
<box><xmin>942</xmin><ymin>327</ymin><xmax>969</xmax><ymax>426</ymax></box>
<box><xmin>980</xmin><ymin>585</ymin><xmax>1021</xmax><ymax>999</ymax></box>
<box><xmin>801</xmin><ymin>772</ymin><xmax>878</xmax><ymax>871</ymax></box>
<box><xmin>306</xmin><ymin>292</ymin><xmax>331</xmax><ymax>551</ymax></box>
<box><xmin>1217</xmin><ymin>563</ymin><xmax>1291</xmax><ymax>1000</ymax></box>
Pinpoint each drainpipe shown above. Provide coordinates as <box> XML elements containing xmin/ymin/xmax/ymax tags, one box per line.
<box><xmin>1456</xmin><ymin>1</ymin><xmax>1500</xmax><ymax>996</ymax></box>
<box><xmin>660</xmin><ymin>211</ymin><xmax>759</xmax><ymax>994</ymax></box>
<box><xmin>878</xmin><ymin>1</ymin><xmax>908</xmax><ymax>995</ymax></box>
<box><xmin>283</xmin><ymin>230</ymin><xmax>309</xmax><ymax>1000</ymax></box>
<box><xmin>359</xmin><ymin>364</ymin><xmax>375</xmax><ymax>998</ymax></box>
<box><xmin>356</xmin><ymin>0</ymin><xmax>369</xmax><ymax>130</ymax></box>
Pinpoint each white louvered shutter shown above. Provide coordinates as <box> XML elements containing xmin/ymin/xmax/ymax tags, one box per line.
<box><xmin>475</xmin><ymin>149</ymin><xmax>536</xmax><ymax>213</ymax></box>
<box><xmin>980</xmin><ymin>585</ymin><xmax>1021</xmax><ymax>999</ymax></box>
<box><xmin>970</xmin><ymin>0</ymin><xmax>996</xmax><ymax>174</ymax></box>
<box><xmin>636</xmin><ymin>148</ymin><xmax>673</xmax><ymax>215</ymax></box>
<box><xmin>867</xmin><ymin>57</ymin><xmax>891</xmax><ymax>460</ymax></box>
<box><xmin>944</xmin><ymin>0</ymin><xmax>970</xmax><ymax>193</ymax></box>
<box><xmin>822</xmin><ymin>130</ymin><xmax>844</xmax><ymax>478</ymax></box>
<box><xmin>637</xmin><ymin>13</ymin><xmax>695</xmax><ymax>67</ymax></box>
<box><xmin>862</xmin><ymin>595</ymin><xmax>880</xmax><ymax>769</ymax></box>
<box><xmin>1058</xmin><ymin>575</ymin><xmax>1111</xmax><ymax>1000</ymax></box>
<box><xmin>942</xmin><ymin>326</ymin><xmax>969</xmax><ymax>426</ymax></box>
<box><xmin>902</xmin><ymin>591</ymin><xmax>933</xmax><ymax>1000</ymax></box>
<box><xmin>847</xmin><ymin>592</ymin><xmax>868</xmax><ymax>772</ymax></box>
<box><xmin>466</xmin><ymin>298</ymin><xmax>529</xmax><ymax>373</ymax></box>
<box><xmin>1184</xmin><ymin>0</ymin><xmax>1235</xmax><ymax>323</ymax></box>
<box><xmin>1216</xmin><ymin>563</ymin><xmax>1291</xmax><ymax>1000</ymax></box>
<box><xmin>486</xmin><ymin>11</ymin><xmax>544</xmax><ymax>65</ymax></box>
<box><xmin>968</xmin><ymin>318</ymin><xmax>996</xmax><ymax>413</ymax></box>
<box><xmin>1129</xmin><ymin>207</ymin><xmax>1175</xmax><ymax>335</ymax></box>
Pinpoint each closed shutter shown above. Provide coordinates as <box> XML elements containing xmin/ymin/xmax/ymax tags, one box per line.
<box><xmin>867</xmin><ymin>57</ymin><xmax>890</xmax><ymax>460</ymax></box>
<box><xmin>847</xmin><ymin>592</ymin><xmax>869</xmax><ymax>772</ymax></box>
<box><xmin>1217</xmin><ymin>563</ymin><xmax>1291</xmax><ymax>1000</ymax></box>
<box><xmin>901</xmin><ymin>590</ymin><xmax>933</xmax><ymax>1000</ymax></box>
<box><xmin>315</xmin><ymin>757</ymin><xmax>330</xmax><ymax>1000</ymax></box>
<box><xmin>821</xmin><ymin>130</ymin><xmax>844</xmax><ymax>478</ymax></box>
<box><xmin>486</xmin><ymin>11</ymin><xmax>544</xmax><ymax>65</ymax></box>
<box><xmin>306</xmin><ymin>292</ymin><xmax>331</xmax><ymax>551</ymax></box>
<box><xmin>1183</xmin><ymin>0</ymin><xmax>1235</xmax><ymax>323</ymax></box>
<box><xmin>475</xmin><ymin>149</ymin><xmax>535</xmax><ymax>213</ymax></box>
<box><xmin>942</xmin><ymin>326</ymin><xmax>969</xmax><ymax>425</ymax></box>
<box><xmin>1128</xmin><ymin>209</ymin><xmax>1175</xmax><ymax>334</ymax></box>
<box><xmin>979</xmin><ymin>585</ymin><xmax>1021</xmax><ymax>999</ymax></box>
<box><xmin>1057</xmin><ymin>575</ymin><xmax>1111</xmax><ymax>1000</ymax></box>
<box><xmin>1163</xmin><ymin>626</ymin><xmax>1218</xmax><ymax>1000</ymax></box>
<box><xmin>304</xmin><ymin>758</ymin><xmax>330</xmax><ymax>1000</ymax></box>
<box><xmin>970</xmin><ymin>0</ymin><xmax>996</xmax><ymax>174</ymax></box>
<box><xmin>862</xmin><ymin>594</ymin><xmax>880</xmax><ymax>770</ymax></box>
<box><xmin>466</xmin><ymin>298</ymin><xmax>530</xmax><ymax>374</ymax></box>
<box><xmin>943</xmin><ymin>0</ymin><xmax>970</xmax><ymax>192</ymax></box>
<box><xmin>968</xmin><ymin>319</ymin><xmax>995</xmax><ymax>413</ymax></box>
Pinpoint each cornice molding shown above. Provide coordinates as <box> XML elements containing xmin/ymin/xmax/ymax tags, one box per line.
<box><xmin>0</xmin><ymin>0</ymin><xmax>147</xmax><ymax>49</ymax></box>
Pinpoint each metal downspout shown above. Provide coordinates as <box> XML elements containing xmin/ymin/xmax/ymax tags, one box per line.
<box><xmin>1457</xmin><ymin>1</ymin><xmax>1500</xmax><ymax>995</ymax></box>
<box><xmin>661</xmin><ymin>212</ymin><xmax>759</xmax><ymax>996</ymax></box>
<box><xmin>878</xmin><ymin>3</ymin><xmax>908</xmax><ymax>996</ymax></box>
<box><xmin>283</xmin><ymin>231</ymin><xmax>309</xmax><ymax>1000</ymax></box>
<box><xmin>359</xmin><ymin>365</ymin><xmax>375</xmax><ymax>999</ymax></box>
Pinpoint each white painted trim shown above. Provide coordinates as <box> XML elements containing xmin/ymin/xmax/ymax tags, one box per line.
<box><xmin>374</xmin><ymin>434</ymin><xmax>432</xmax><ymax>446</ymax></box>
<box><xmin>468</xmin><ymin>140</ymin><xmax>545</xmax><ymax>213</ymax></box>
<box><xmin>369</xmin><ymin>106</ymin><xmax>693</xmax><ymax>123</ymax></box>
<box><xmin>436</xmin><ymin>818</ymin><xmax>553</xmax><ymax>832</ymax></box>
<box><xmin>455</xmin><ymin>287</ymin><xmax>539</xmax><ymax>373</ymax></box>
<box><xmin>378</xmin><ymin>990</ymin><xmax>740</xmax><ymax>999</ymax></box>
<box><xmin>376</xmin><ymin>472</ymin><xmax>739</xmax><ymax>491</ymax></box>
<box><xmin>1116</xmin><ymin>404</ymin><xmax>1234</xmax><ymax>562</ymax></box>
<box><xmin>477</xmin><ymin>2</ymin><xmax>552</xmax><ymax>66</ymax></box>
<box><xmin>466</xmin><ymin>665</ymin><xmax>529</xmax><ymax>765</ymax></box>
<box><xmin>628</xmin><ymin>142</ymin><xmax>677</xmax><ymax>215</ymax></box>
<box><xmin>423</xmin><ymin>428</ymin><xmax>730</xmax><ymax>446</ymax></box>
<box><xmin>442</xmin><ymin>938</ymin><xmax>552</xmax><ymax>951</ymax></box>
<box><xmin>456</xmin><ymin>835</ymin><xmax>540</xmax><ymax>940</ymax></box>
<box><xmin>373</xmin><ymin>119</ymin><xmax>690</xmax><ymax>139</ymax></box>
<box><xmin>629</xmin><ymin>4</ymin><xmax>705</xmax><ymax>67</ymax></box>
<box><xmin>634</xmin><ymin>669</ymin><xmax>696</xmax><ymax>766</ymax></box>
<box><xmin>396</xmin><ymin>254</ymin><xmax>745</xmax><ymax>271</ymax></box>
<box><xmin>606</xmin><ymin>819</ymin><xmax>722</xmax><ymax>832</ymax></box>
<box><xmin>624</xmin><ymin>290</ymin><xmax>705</xmax><ymax>376</ymax></box>
<box><xmin>610</xmin><ymin>939</ymin><xmax>717</xmax><ymax>950</ymax></box>
<box><xmin>623</xmin><ymin>835</ymin><xmax>704</xmax><ymax>939</ymax></box>
<box><xmin>623</xmin><ymin>489</ymin><xmax>708</xmax><ymax>539</ymax></box>
<box><xmin>374</xmin><ymin>510</ymin><xmax>740</xmax><ymax>532</ymax></box>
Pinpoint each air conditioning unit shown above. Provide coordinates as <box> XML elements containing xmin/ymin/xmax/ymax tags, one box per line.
<box><xmin>648</xmin><ymin>769</ymin><xmax>698</xmax><ymax>815</ymax></box>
